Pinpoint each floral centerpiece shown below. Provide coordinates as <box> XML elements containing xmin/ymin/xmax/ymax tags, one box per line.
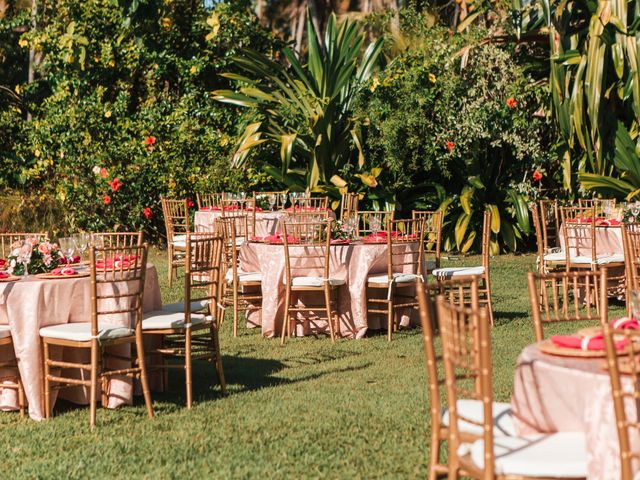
<box><xmin>330</xmin><ymin>220</ymin><xmax>354</xmax><ymax>240</ymax></box>
<box><xmin>5</xmin><ymin>238</ymin><xmax>62</xmax><ymax>275</ymax></box>
<box><xmin>622</xmin><ymin>202</ymin><xmax>640</xmax><ymax>223</ymax></box>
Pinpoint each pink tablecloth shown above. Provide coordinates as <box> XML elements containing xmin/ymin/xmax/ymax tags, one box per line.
<box><xmin>0</xmin><ymin>265</ymin><xmax>161</xmax><ymax>420</ymax></box>
<box><xmin>239</xmin><ymin>241</ymin><xmax>420</xmax><ymax>339</ymax></box>
<box><xmin>511</xmin><ymin>343</ymin><xmax>639</xmax><ymax>479</ymax></box>
<box><xmin>559</xmin><ymin>224</ymin><xmax>623</xmax><ymax>256</ymax></box>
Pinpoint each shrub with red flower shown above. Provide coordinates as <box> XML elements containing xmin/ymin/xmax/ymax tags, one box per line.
<box><xmin>186</xmin><ymin>197</ymin><xmax>195</xmax><ymax>208</ymax></box>
<box><xmin>506</xmin><ymin>97</ymin><xmax>517</xmax><ymax>109</ymax></box>
<box><xmin>143</xmin><ymin>207</ymin><xmax>152</xmax><ymax>219</ymax></box>
<box><xmin>100</xmin><ymin>167</ymin><xmax>108</xmax><ymax>178</ymax></box>
<box><xmin>144</xmin><ymin>136</ymin><xmax>156</xmax><ymax>147</ymax></box>
<box><xmin>109</xmin><ymin>177</ymin><xmax>123</xmax><ymax>192</ymax></box>
<box><xmin>445</xmin><ymin>140</ymin><xmax>455</xmax><ymax>152</ymax></box>
<box><xmin>532</xmin><ymin>170</ymin><xmax>543</xmax><ymax>182</ymax></box>
<box><xmin>103</xmin><ymin>194</ymin><xmax>111</xmax><ymax>205</ymax></box>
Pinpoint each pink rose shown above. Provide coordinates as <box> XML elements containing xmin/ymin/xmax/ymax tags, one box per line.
<box><xmin>38</xmin><ymin>243</ymin><xmax>50</xmax><ymax>255</ymax></box>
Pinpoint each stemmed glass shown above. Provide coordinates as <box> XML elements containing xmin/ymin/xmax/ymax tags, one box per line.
<box><xmin>344</xmin><ymin>215</ymin><xmax>357</xmax><ymax>238</ymax></box>
<box><xmin>268</xmin><ymin>194</ymin><xmax>276</xmax><ymax>211</ymax></box>
<box><xmin>602</xmin><ymin>200</ymin><xmax>615</xmax><ymax>218</ymax></box>
<box><xmin>370</xmin><ymin>214</ymin><xmax>381</xmax><ymax>235</ymax></box>
<box><xmin>74</xmin><ymin>233</ymin><xmax>90</xmax><ymax>262</ymax></box>
<box><xmin>280</xmin><ymin>192</ymin><xmax>288</xmax><ymax>210</ymax></box>
<box><xmin>20</xmin><ymin>239</ymin><xmax>33</xmax><ymax>277</ymax></box>
<box><xmin>58</xmin><ymin>237</ymin><xmax>76</xmax><ymax>264</ymax></box>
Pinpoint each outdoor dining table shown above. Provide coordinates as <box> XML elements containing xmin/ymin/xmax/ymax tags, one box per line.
<box><xmin>0</xmin><ymin>265</ymin><xmax>162</xmax><ymax>421</ymax></box>
<box><xmin>558</xmin><ymin>222</ymin><xmax>623</xmax><ymax>256</ymax></box>
<box><xmin>238</xmin><ymin>239</ymin><xmax>420</xmax><ymax>338</ymax></box>
<box><xmin>511</xmin><ymin>342</ymin><xmax>637</xmax><ymax>479</ymax></box>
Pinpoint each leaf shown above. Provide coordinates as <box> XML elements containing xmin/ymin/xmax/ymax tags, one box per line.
<box><xmin>456</xmin><ymin>11</ymin><xmax>481</xmax><ymax>32</ymax></box>
<box><xmin>330</xmin><ymin>175</ymin><xmax>347</xmax><ymax>188</ymax></box>
<box><xmin>460</xmin><ymin>186</ymin><xmax>474</xmax><ymax>215</ymax></box>
<box><xmin>280</xmin><ymin>134</ymin><xmax>297</xmax><ymax>171</ymax></box>
<box><xmin>460</xmin><ymin>230</ymin><xmax>477</xmax><ymax>253</ymax></box>
<box><xmin>506</xmin><ymin>189</ymin><xmax>531</xmax><ymax>234</ymax></box>
<box><xmin>455</xmin><ymin>213</ymin><xmax>471</xmax><ymax>251</ymax></box>
<box><xmin>467</xmin><ymin>176</ymin><xmax>485</xmax><ymax>189</ymax></box>
<box><xmin>488</xmin><ymin>204</ymin><xmax>500</xmax><ymax>233</ymax></box>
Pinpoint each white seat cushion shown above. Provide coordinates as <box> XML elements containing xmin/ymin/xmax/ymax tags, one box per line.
<box><xmin>442</xmin><ymin>399</ymin><xmax>515</xmax><ymax>437</ymax></box>
<box><xmin>235</xmin><ymin>237</ymin><xmax>246</xmax><ymax>247</ymax></box>
<box><xmin>0</xmin><ymin>325</ymin><xmax>11</xmax><ymax>339</ymax></box>
<box><xmin>432</xmin><ymin>266</ymin><xmax>485</xmax><ymax>278</ymax></box>
<box><xmin>142</xmin><ymin>311</ymin><xmax>209</xmax><ymax>330</ymax></box>
<box><xmin>225</xmin><ymin>269</ymin><xmax>262</xmax><ymax>283</ymax></box>
<box><xmin>542</xmin><ymin>251</ymin><xmax>566</xmax><ymax>262</ymax></box>
<box><xmin>162</xmin><ymin>299</ymin><xmax>210</xmax><ymax>313</ymax></box>
<box><xmin>39</xmin><ymin>323</ymin><xmax>133</xmax><ymax>342</ymax></box>
<box><xmin>465</xmin><ymin>432</ymin><xmax>587</xmax><ymax>477</ymax></box>
<box><xmin>171</xmin><ymin>234</ymin><xmax>187</xmax><ymax>248</ymax></box>
<box><xmin>287</xmin><ymin>277</ymin><xmax>345</xmax><ymax>287</ymax></box>
<box><xmin>368</xmin><ymin>272</ymin><xmax>421</xmax><ymax>284</ymax></box>
<box><xmin>594</xmin><ymin>253</ymin><xmax>625</xmax><ymax>264</ymax></box>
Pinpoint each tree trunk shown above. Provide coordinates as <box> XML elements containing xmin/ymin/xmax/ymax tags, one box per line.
<box><xmin>294</xmin><ymin>1</ymin><xmax>306</xmax><ymax>56</ymax></box>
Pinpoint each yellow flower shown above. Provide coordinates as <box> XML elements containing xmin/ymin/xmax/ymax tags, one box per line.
<box><xmin>161</xmin><ymin>17</ymin><xmax>172</xmax><ymax>30</ymax></box>
<box><xmin>14</xmin><ymin>85</ymin><xmax>22</xmax><ymax>95</ymax></box>
<box><xmin>429</xmin><ymin>73</ymin><xmax>437</xmax><ymax>83</ymax></box>
<box><xmin>219</xmin><ymin>136</ymin><xmax>229</xmax><ymax>147</ymax></box>
<box><xmin>108</xmin><ymin>59</ymin><xmax>115</xmax><ymax>68</ymax></box>
<box><xmin>34</xmin><ymin>149</ymin><xmax>41</xmax><ymax>158</ymax></box>
<box><xmin>104</xmin><ymin>110</ymin><xmax>112</xmax><ymax>118</ymax></box>
<box><xmin>370</xmin><ymin>76</ymin><xmax>380</xmax><ymax>92</ymax></box>
<box><xmin>190</xmin><ymin>65</ymin><xmax>197</xmax><ymax>75</ymax></box>
<box><xmin>18</xmin><ymin>38</ymin><xmax>28</xmax><ymax>48</ymax></box>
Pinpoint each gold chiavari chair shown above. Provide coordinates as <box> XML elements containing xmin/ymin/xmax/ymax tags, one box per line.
<box><xmin>622</xmin><ymin>222</ymin><xmax>640</xmax><ymax>317</ymax></box>
<box><xmin>531</xmin><ymin>204</ymin><xmax>565</xmax><ymax>273</ymax></box>
<box><xmin>437</xmin><ymin>295</ymin><xmax>588</xmax><ymax>478</ymax></box>
<box><xmin>220</xmin><ymin>198</ymin><xmax>257</xmax><ymax>236</ymax></box>
<box><xmin>366</xmin><ymin>218</ymin><xmax>425</xmax><ymax>342</ymax></box>
<box><xmin>540</xmin><ymin>199</ymin><xmax>561</xmax><ymax>251</ymax></box>
<box><xmin>0</xmin><ymin>329</ymin><xmax>25</xmax><ymax>417</ymax></box>
<box><xmin>340</xmin><ymin>192</ymin><xmax>359</xmax><ymax>221</ymax></box>
<box><xmin>94</xmin><ymin>232</ymin><xmax>144</xmax><ymax>248</ymax></box>
<box><xmin>161</xmin><ymin>197</ymin><xmax>191</xmax><ymax>288</ymax></box>
<box><xmin>412</xmin><ymin>210</ymin><xmax>443</xmax><ymax>274</ymax></box>
<box><xmin>141</xmin><ymin>233</ymin><xmax>226</xmax><ymax>408</ymax></box>
<box><xmin>285</xmin><ymin>210</ymin><xmax>332</xmax><ymax>224</ymax></box>
<box><xmin>253</xmin><ymin>191</ymin><xmax>287</xmax><ymax>211</ymax></box>
<box><xmin>40</xmin><ymin>243</ymin><xmax>153</xmax><ymax>427</ymax></box>
<box><xmin>578</xmin><ymin>197</ymin><xmax>616</xmax><ymax>216</ymax></box>
<box><xmin>196</xmin><ymin>193</ymin><xmax>224</xmax><ymax>210</ymax></box>
<box><xmin>603</xmin><ymin>306</ymin><xmax>640</xmax><ymax>480</ymax></box>
<box><xmin>280</xmin><ymin>220</ymin><xmax>343</xmax><ymax>344</ymax></box>
<box><xmin>433</xmin><ymin>209</ymin><xmax>494</xmax><ymax>325</ymax></box>
<box><xmin>355</xmin><ymin>210</ymin><xmax>395</xmax><ymax>236</ymax></box>
<box><xmin>217</xmin><ymin>216</ymin><xmax>262</xmax><ymax>337</ymax></box>
<box><xmin>526</xmin><ymin>269</ymin><xmax>605</xmax><ymax>342</ymax></box>
<box><xmin>291</xmin><ymin>196</ymin><xmax>329</xmax><ymax>211</ymax></box>
<box><xmin>0</xmin><ymin>232</ymin><xmax>48</xmax><ymax>258</ymax></box>
<box><xmin>418</xmin><ymin>276</ymin><xmax>515</xmax><ymax>480</ymax></box>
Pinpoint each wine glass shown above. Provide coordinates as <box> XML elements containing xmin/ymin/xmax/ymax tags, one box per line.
<box><xmin>268</xmin><ymin>194</ymin><xmax>276</xmax><ymax>211</ymax></box>
<box><xmin>279</xmin><ymin>192</ymin><xmax>288</xmax><ymax>210</ymax></box>
<box><xmin>91</xmin><ymin>233</ymin><xmax>105</xmax><ymax>249</ymax></box>
<box><xmin>74</xmin><ymin>233</ymin><xmax>90</xmax><ymax>261</ymax></box>
<box><xmin>345</xmin><ymin>215</ymin><xmax>357</xmax><ymax>238</ymax></box>
<box><xmin>20</xmin><ymin>239</ymin><xmax>33</xmax><ymax>277</ymax></box>
<box><xmin>370</xmin><ymin>214</ymin><xmax>381</xmax><ymax>235</ymax></box>
<box><xmin>602</xmin><ymin>200</ymin><xmax>615</xmax><ymax>218</ymax></box>
<box><xmin>58</xmin><ymin>237</ymin><xmax>76</xmax><ymax>264</ymax></box>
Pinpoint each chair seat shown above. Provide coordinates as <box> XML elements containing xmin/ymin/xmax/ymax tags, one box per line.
<box><xmin>0</xmin><ymin>325</ymin><xmax>11</xmax><ymax>339</ymax></box>
<box><xmin>463</xmin><ymin>432</ymin><xmax>587</xmax><ymax>477</ymax></box>
<box><xmin>442</xmin><ymin>399</ymin><xmax>515</xmax><ymax>437</ymax></box>
<box><xmin>39</xmin><ymin>323</ymin><xmax>133</xmax><ymax>342</ymax></box>
<box><xmin>569</xmin><ymin>254</ymin><xmax>625</xmax><ymax>265</ymax></box>
<box><xmin>432</xmin><ymin>266</ymin><xmax>485</xmax><ymax>278</ymax></box>
<box><xmin>286</xmin><ymin>277</ymin><xmax>345</xmax><ymax>287</ymax></box>
<box><xmin>142</xmin><ymin>311</ymin><xmax>209</xmax><ymax>330</ymax></box>
<box><xmin>542</xmin><ymin>251</ymin><xmax>566</xmax><ymax>262</ymax></box>
<box><xmin>171</xmin><ymin>234</ymin><xmax>187</xmax><ymax>248</ymax></box>
<box><xmin>368</xmin><ymin>272</ymin><xmax>420</xmax><ymax>284</ymax></box>
<box><xmin>162</xmin><ymin>299</ymin><xmax>210</xmax><ymax>313</ymax></box>
<box><xmin>225</xmin><ymin>269</ymin><xmax>262</xmax><ymax>283</ymax></box>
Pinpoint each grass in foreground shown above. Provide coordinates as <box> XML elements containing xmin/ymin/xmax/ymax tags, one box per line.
<box><xmin>0</xmin><ymin>251</ymin><xmax>622</xmax><ymax>478</ymax></box>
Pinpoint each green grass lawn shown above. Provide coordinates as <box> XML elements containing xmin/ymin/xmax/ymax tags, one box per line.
<box><xmin>0</xmin><ymin>251</ymin><xmax>624</xmax><ymax>478</ymax></box>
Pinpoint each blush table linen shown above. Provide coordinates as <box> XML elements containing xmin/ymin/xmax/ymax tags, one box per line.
<box><xmin>239</xmin><ymin>241</ymin><xmax>420</xmax><ymax>339</ymax></box>
<box><xmin>0</xmin><ymin>266</ymin><xmax>162</xmax><ymax>421</ymax></box>
<box><xmin>511</xmin><ymin>343</ymin><xmax>639</xmax><ymax>479</ymax></box>
<box><xmin>558</xmin><ymin>224</ymin><xmax>623</xmax><ymax>256</ymax></box>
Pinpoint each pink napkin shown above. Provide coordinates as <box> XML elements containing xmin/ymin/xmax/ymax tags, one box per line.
<box><xmin>58</xmin><ymin>255</ymin><xmax>81</xmax><ymax>265</ymax></box>
<box><xmin>264</xmin><ymin>234</ymin><xmax>300</xmax><ymax>244</ymax></box>
<box><xmin>551</xmin><ymin>333</ymin><xmax>628</xmax><ymax>351</ymax></box>
<box><xmin>0</xmin><ymin>272</ymin><xmax>10</xmax><ymax>279</ymax></box>
<box><xmin>611</xmin><ymin>317</ymin><xmax>640</xmax><ymax>330</ymax></box>
<box><xmin>95</xmin><ymin>255</ymin><xmax>137</xmax><ymax>269</ymax></box>
<box><xmin>247</xmin><ymin>207</ymin><xmax>263</xmax><ymax>212</ymax></box>
<box><xmin>600</xmin><ymin>219</ymin><xmax>621</xmax><ymax>226</ymax></box>
<box><xmin>50</xmin><ymin>267</ymin><xmax>78</xmax><ymax>276</ymax></box>
<box><xmin>200</xmin><ymin>206</ymin><xmax>220</xmax><ymax>211</ymax></box>
<box><xmin>250</xmin><ymin>236</ymin><xmax>264</xmax><ymax>242</ymax></box>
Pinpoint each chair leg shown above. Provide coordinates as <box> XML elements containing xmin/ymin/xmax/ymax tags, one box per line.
<box><xmin>233</xmin><ymin>282</ymin><xmax>239</xmax><ymax>338</ymax></box>
<box><xmin>167</xmin><ymin>245</ymin><xmax>174</xmax><ymax>288</ymax></box>
<box><xmin>185</xmin><ymin>328</ymin><xmax>193</xmax><ymax>408</ymax></box>
<box><xmin>387</xmin><ymin>287</ymin><xmax>395</xmax><ymax>342</ymax></box>
<box><xmin>428</xmin><ymin>433</ymin><xmax>442</xmax><ymax>480</ymax></box>
<box><xmin>17</xmin><ymin>377</ymin><xmax>25</xmax><ymax>418</ymax></box>
<box><xmin>324</xmin><ymin>287</ymin><xmax>335</xmax><ymax>343</ymax></box>
<box><xmin>89</xmin><ymin>340</ymin><xmax>99</xmax><ymax>428</ymax></box>
<box><xmin>484</xmin><ymin>274</ymin><xmax>494</xmax><ymax>326</ymax></box>
<box><xmin>210</xmin><ymin>324</ymin><xmax>226</xmax><ymax>395</ymax></box>
<box><xmin>281</xmin><ymin>288</ymin><xmax>291</xmax><ymax>345</ymax></box>
<box><xmin>135</xmin><ymin>329</ymin><xmax>154</xmax><ymax>419</ymax></box>
<box><xmin>334</xmin><ymin>288</ymin><xmax>341</xmax><ymax>338</ymax></box>
<box><xmin>43</xmin><ymin>341</ymin><xmax>51</xmax><ymax>420</ymax></box>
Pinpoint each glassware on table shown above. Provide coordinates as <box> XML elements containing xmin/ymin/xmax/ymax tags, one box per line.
<box><xmin>58</xmin><ymin>237</ymin><xmax>76</xmax><ymax>264</ymax></box>
<box><xmin>90</xmin><ymin>233</ymin><xmax>105</xmax><ymax>249</ymax></box>
<box><xmin>21</xmin><ymin>239</ymin><xmax>33</xmax><ymax>277</ymax></box>
<box><xmin>74</xmin><ymin>233</ymin><xmax>91</xmax><ymax>261</ymax></box>
<box><xmin>602</xmin><ymin>200</ymin><xmax>615</xmax><ymax>218</ymax></box>
<box><xmin>268</xmin><ymin>194</ymin><xmax>276</xmax><ymax>211</ymax></box>
<box><xmin>345</xmin><ymin>215</ymin><xmax>357</xmax><ymax>238</ymax></box>
<box><xmin>369</xmin><ymin>214</ymin><xmax>382</xmax><ymax>235</ymax></box>
<box><xmin>279</xmin><ymin>193</ymin><xmax>288</xmax><ymax>209</ymax></box>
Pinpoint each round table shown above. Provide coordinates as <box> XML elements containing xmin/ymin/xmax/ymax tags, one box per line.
<box><xmin>0</xmin><ymin>265</ymin><xmax>161</xmax><ymax>420</ymax></box>
<box><xmin>511</xmin><ymin>342</ymin><xmax>638</xmax><ymax>479</ymax></box>
<box><xmin>239</xmin><ymin>240</ymin><xmax>420</xmax><ymax>338</ymax></box>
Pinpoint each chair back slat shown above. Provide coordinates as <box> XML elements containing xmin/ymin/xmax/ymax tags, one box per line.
<box><xmin>161</xmin><ymin>197</ymin><xmax>190</xmax><ymax>242</ymax></box>
<box><xmin>183</xmin><ymin>232</ymin><xmax>224</xmax><ymax>318</ymax></box>
<box><xmin>290</xmin><ymin>196</ymin><xmax>329</xmax><ymax>211</ymax></box>
<box><xmin>622</xmin><ymin>223</ymin><xmax>640</xmax><ymax>317</ymax></box>
<box><xmin>254</xmin><ymin>191</ymin><xmax>288</xmax><ymax>210</ymax></box>
<box><xmin>356</xmin><ymin>210</ymin><xmax>394</xmax><ymax>236</ymax></box>
<box><xmin>215</xmin><ymin>215</ymin><xmax>249</xmax><ymax>278</ymax></box>
<box><xmin>560</xmin><ymin>205</ymin><xmax>597</xmax><ymax>261</ymax></box>
<box><xmin>539</xmin><ymin>199</ymin><xmax>560</xmax><ymax>251</ymax></box>
<box><xmin>196</xmin><ymin>193</ymin><xmax>224</xmax><ymax>210</ymax></box>
<box><xmin>380</xmin><ymin>218</ymin><xmax>425</xmax><ymax>282</ymax></box>
<box><xmin>0</xmin><ymin>233</ymin><xmax>48</xmax><ymax>258</ymax></box>
<box><xmin>412</xmin><ymin>210</ymin><xmax>443</xmax><ymax>271</ymax></box>
<box><xmin>281</xmin><ymin>221</ymin><xmax>331</xmax><ymax>281</ymax></box>
<box><xmin>340</xmin><ymin>193</ymin><xmax>359</xmax><ymax>220</ymax></box>
<box><xmin>94</xmin><ymin>232</ymin><xmax>143</xmax><ymax>248</ymax></box>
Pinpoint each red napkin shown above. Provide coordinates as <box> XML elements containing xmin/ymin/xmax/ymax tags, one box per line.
<box><xmin>223</xmin><ymin>205</ymin><xmax>240</xmax><ymax>212</ymax></box>
<box><xmin>611</xmin><ymin>317</ymin><xmax>640</xmax><ymax>330</ymax></box>
<box><xmin>264</xmin><ymin>234</ymin><xmax>300</xmax><ymax>244</ymax></box>
<box><xmin>0</xmin><ymin>259</ymin><xmax>6</xmax><ymax>269</ymax></box>
<box><xmin>0</xmin><ymin>272</ymin><xmax>10</xmax><ymax>279</ymax></box>
<box><xmin>250</xmin><ymin>236</ymin><xmax>264</xmax><ymax>242</ymax></box>
<box><xmin>247</xmin><ymin>207</ymin><xmax>263</xmax><ymax>212</ymax></box>
<box><xmin>200</xmin><ymin>206</ymin><xmax>220</xmax><ymax>211</ymax></box>
<box><xmin>95</xmin><ymin>255</ymin><xmax>137</xmax><ymax>269</ymax></box>
<box><xmin>363</xmin><ymin>235</ymin><xmax>388</xmax><ymax>244</ymax></box>
<box><xmin>58</xmin><ymin>255</ymin><xmax>81</xmax><ymax>265</ymax></box>
<box><xmin>550</xmin><ymin>333</ymin><xmax>629</xmax><ymax>351</ymax></box>
<box><xmin>50</xmin><ymin>267</ymin><xmax>78</xmax><ymax>276</ymax></box>
<box><xmin>600</xmin><ymin>219</ymin><xmax>621</xmax><ymax>226</ymax></box>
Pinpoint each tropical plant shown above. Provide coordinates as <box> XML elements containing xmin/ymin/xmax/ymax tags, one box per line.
<box><xmin>213</xmin><ymin>12</ymin><xmax>384</xmax><ymax>201</ymax></box>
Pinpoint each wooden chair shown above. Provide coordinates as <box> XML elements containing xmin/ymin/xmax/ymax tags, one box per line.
<box><xmin>526</xmin><ymin>269</ymin><xmax>605</xmax><ymax>342</ymax></box>
<box><xmin>418</xmin><ymin>276</ymin><xmax>515</xmax><ymax>480</ymax></box>
<box><xmin>93</xmin><ymin>232</ymin><xmax>143</xmax><ymax>248</ymax></box>
<box><xmin>40</xmin><ymin>243</ymin><xmax>154</xmax><ymax>427</ymax></box>
<box><xmin>0</xmin><ymin>233</ymin><xmax>48</xmax><ymax>258</ymax></box>
<box><xmin>340</xmin><ymin>192</ymin><xmax>359</xmax><ymax>220</ymax></box>
<box><xmin>141</xmin><ymin>232</ymin><xmax>226</xmax><ymax>408</ymax></box>
<box><xmin>531</xmin><ymin>204</ymin><xmax>565</xmax><ymax>273</ymax></box>
<box><xmin>161</xmin><ymin>197</ymin><xmax>191</xmax><ymax>288</ymax></box>
<box><xmin>366</xmin><ymin>218</ymin><xmax>425</xmax><ymax>342</ymax></box>
<box><xmin>217</xmin><ymin>215</ymin><xmax>262</xmax><ymax>337</ymax></box>
<box><xmin>253</xmin><ymin>191</ymin><xmax>287</xmax><ymax>210</ymax></box>
<box><xmin>433</xmin><ymin>209</ymin><xmax>494</xmax><ymax>325</ymax></box>
<box><xmin>220</xmin><ymin>198</ymin><xmax>257</xmax><ymax>236</ymax></box>
<box><xmin>280</xmin><ymin>220</ymin><xmax>343</xmax><ymax>344</ymax></box>
<box><xmin>437</xmin><ymin>295</ymin><xmax>588</xmax><ymax>478</ymax></box>
<box><xmin>0</xmin><ymin>329</ymin><xmax>25</xmax><ymax>417</ymax></box>
<box><xmin>289</xmin><ymin>196</ymin><xmax>329</xmax><ymax>212</ymax></box>
<box><xmin>578</xmin><ymin>197</ymin><xmax>616</xmax><ymax>215</ymax></box>
<box><xmin>412</xmin><ymin>210</ymin><xmax>443</xmax><ymax>274</ymax></box>
<box><xmin>285</xmin><ymin>210</ymin><xmax>332</xmax><ymax>224</ymax></box>
<box><xmin>603</xmin><ymin>305</ymin><xmax>640</xmax><ymax>480</ymax></box>
<box><xmin>539</xmin><ymin>199</ymin><xmax>561</xmax><ymax>252</ymax></box>
<box><xmin>623</xmin><ymin>222</ymin><xmax>640</xmax><ymax>319</ymax></box>
<box><xmin>196</xmin><ymin>193</ymin><xmax>224</xmax><ymax>210</ymax></box>
<box><xmin>355</xmin><ymin>210</ymin><xmax>394</xmax><ymax>236</ymax></box>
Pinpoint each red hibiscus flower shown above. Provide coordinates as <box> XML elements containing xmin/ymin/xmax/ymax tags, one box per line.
<box><xmin>506</xmin><ymin>97</ymin><xmax>518</xmax><ymax>109</ymax></box>
<box><xmin>103</xmin><ymin>194</ymin><xmax>111</xmax><ymax>205</ymax></box>
<box><xmin>143</xmin><ymin>207</ymin><xmax>152</xmax><ymax>219</ymax></box>
<box><xmin>109</xmin><ymin>177</ymin><xmax>123</xmax><ymax>192</ymax></box>
<box><xmin>186</xmin><ymin>197</ymin><xmax>195</xmax><ymax>208</ymax></box>
<box><xmin>144</xmin><ymin>136</ymin><xmax>156</xmax><ymax>147</ymax></box>
<box><xmin>445</xmin><ymin>141</ymin><xmax>455</xmax><ymax>152</ymax></box>
<box><xmin>532</xmin><ymin>170</ymin><xmax>543</xmax><ymax>182</ymax></box>
<box><xmin>100</xmin><ymin>167</ymin><xmax>108</xmax><ymax>178</ymax></box>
